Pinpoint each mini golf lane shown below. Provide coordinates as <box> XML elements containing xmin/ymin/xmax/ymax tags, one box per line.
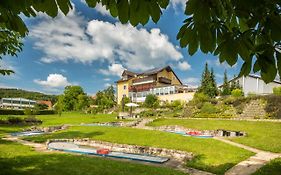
<box><xmin>47</xmin><ymin>142</ymin><xmax>169</xmax><ymax>164</ymax></box>
<box><xmin>11</xmin><ymin>131</ymin><xmax>45</xmax><ymax>137</ymax></box>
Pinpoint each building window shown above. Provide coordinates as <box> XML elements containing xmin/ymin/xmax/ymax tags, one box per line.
<box><xmin>124</xmin><ymin>85</ymin><xmax>127</xmax><ymax>90</ymax></box>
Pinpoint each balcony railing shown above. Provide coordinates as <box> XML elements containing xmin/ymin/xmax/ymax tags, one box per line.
<box><xmin>158</xmin><ymin>77</ymin><xmax>171</xmax><ymax>84</ymax></box>
<box><xmin>132</xmin><ymin>76</ymin><xmax>155</xmax><ymax>85</ymax></box>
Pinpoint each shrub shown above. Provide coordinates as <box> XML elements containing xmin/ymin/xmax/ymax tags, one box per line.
<box><xmin>200</xmin><ymin>102</ymin><xmax>219</xmax><ymax>114</ymax></box>
<box><xmin>144</xmin><ymin>94</ymin><xmax>159</xmax><ymax>108</ymax></box>
<box><xmin>7</xmin><ymin>116</ymin><xmax>23</xmax><ymax>124</ymax></box>
<box><xmin>264</xmin><ymin>95</ymin><xmax>281</xmax><ymax>119</ymax></box>
<box><xmin>193</xmin><ymin>93</ymin><xmax>209</xmax><ymax>103</ymax></box>
<box><xmin>0</xmin><ymin>109</ymin><xmax>24</xmax><ymax>115</ymax></box>
<box><xmin>273</xmin><ymin>87</ymin><xmax>281</xmax><ymax>96</ymax></box>
<box><xmin>24</xmin><ymin>108</ymin><xmax>33</xmax><ymax>116</ymax></box>
<box><xmin>24</xmin><ymin>116</ymin><xmax>42</xmax><ymax>124</ymax></box>
<box><xmin>139</xmin><ymin>110</ymin><xmax>157</xmax><ymax>117</ymax></box>
<box><xmin>231</xmin><ymin>89</ymin><xmax>243</xmax><ymax>97</ymax></box>
<box><xmin>170</xmin><ymin>100</ymin><xmax>183</xmax><ymax>110</ymax></box>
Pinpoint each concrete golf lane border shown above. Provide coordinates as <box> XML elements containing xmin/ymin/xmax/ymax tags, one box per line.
<box><xmin>2</xmin><ymin>135</ymin><xmax>214</xmax><ymax>175</ymax></box>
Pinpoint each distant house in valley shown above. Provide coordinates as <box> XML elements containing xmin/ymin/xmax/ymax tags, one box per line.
<box><xmin>37</xmin><ymin>100</ymin><xmax>53</xmax><ymax>110</ymax></box>
<box><xmin>0</xmin><ymin>98</ymin><xmax>37</xmax><ymax>109</ymax></box>
<box><xmin>227</xmin><ymin>74</ymin><xmax>281</xmax><ymax>96</ymax></box>
<box><xmin>116</xmin><ymin>65</ymin><xmax>195</xmax><ymax>104</ymax></box>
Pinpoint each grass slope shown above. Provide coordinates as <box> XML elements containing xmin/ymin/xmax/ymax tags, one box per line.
<box><xmin>0</xmin><ymin>112</ymin><xmax>119</xmax><ymax>126</ymax></box>
<box><xmin>24</xmin><ymin>126</ymin><xmax>253</xmax><ymax>174</ymax></box>
<box><xmin>253</xmin><ymin>158</ymin><xmax>281</xmax><ymax>175</ymax></box>
<box><xmin>0</xmin><ymin>139</ymin><xmax>185</xmax><ymax>175</ymax></box>
<box><xmin>149</xmin><ymin>118</ymin><xmax>281</xmax><ymax>153</ymax></box>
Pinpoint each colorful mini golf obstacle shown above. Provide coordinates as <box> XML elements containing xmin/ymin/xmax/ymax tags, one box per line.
<box><xmin>47</xmin><ymin>142</ymin><xmax>169</xmax><ymax>163</ymax></box>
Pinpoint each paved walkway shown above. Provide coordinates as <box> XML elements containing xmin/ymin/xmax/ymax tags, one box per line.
<box><xmin>214</xmin><ymin>137</ymin><xmax>281</xmax><ymax>175</ymax></box>
<box><xmin>132</xmin><ymin>118</ymin><xmax>154</xmax><ymax>130</ymax></box>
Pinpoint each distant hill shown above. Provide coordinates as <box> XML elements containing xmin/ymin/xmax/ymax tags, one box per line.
<box><xmin>0</xmin><ymin>88</ymin><xmax>57</xmax><ymax>103</ymax></box>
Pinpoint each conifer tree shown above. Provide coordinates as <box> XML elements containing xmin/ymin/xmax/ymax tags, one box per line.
<box><xmin>222</xmin><ymin>70</ymin><xmax>231</xmax><ymax>95</ymax></box>
<box><xmin>198</xmin><ymin>63</ymin><xmax>218</xmax><ymax>98</ymax></box>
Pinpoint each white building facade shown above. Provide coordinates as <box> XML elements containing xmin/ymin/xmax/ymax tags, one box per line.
<box><xmin>231</xmin><ymin>75</ymin><xmax>281</xmax><ymax>96</ymax></box>
<box><xmin>0</xmin><ymin>98</ymin><xmax>37</xmax><ymax>109</ymax></box>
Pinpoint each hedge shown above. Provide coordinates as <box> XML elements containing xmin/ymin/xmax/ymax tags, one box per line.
<box><xmin>0</xmin><ymin>109</ymin><xmax>56</xmax><ymax>115</ymax></box>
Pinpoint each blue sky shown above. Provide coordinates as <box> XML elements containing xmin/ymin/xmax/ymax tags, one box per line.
<box><xmin>0</xmin><ymin>0</ymin><xmax>243</xmax><ymax>95</ymax></box>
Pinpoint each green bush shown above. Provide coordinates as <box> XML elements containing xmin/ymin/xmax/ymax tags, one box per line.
<box><xmin>7</xmin><ymin>116</ymin><xmax>24</xmax><ymax>124</ymax></box>
<box><xmin>24</xmin><ymin>116</ymin><xmax>42</xmax><ymax>124</ymax></box>
<box><xmin>139</xmin><ymin>110</ymin><xmax>157</xmax><ymax>117</ymax></box>
<box><xmin>170</xmin><ymin>100</ymin><xmax>183</xmax><ymax>110</ymax></box>
<box><xmin>200</xmin><ymin>102</ymin><xmax>219</xmax><ymax>114</ymax></box>
<box><xmin>193</xmin><ymin>93</ymin><xmax>209</xmax><ymax>103</ymax></box>
<box><xmin>0</xmin><ymin>109</ymin><xmax>24</xmax><ymax>115</ymax></box>
<box><xmin>0</xmin><ymin>109</ymin><xmax>56</xmax><ymax>115</ymax></box>
<box><xmin>144</xmin><ymin>94</ymin><xmax>159</xmax><ymax>108</ymax></box>
<box><xmin>231</xmin><ymin>89</ymin><xmax>243</xmax><ymax>97</ymax></box>
<box><xmin>273</xmin><ymin>87</ymin><xmax>281</xmax><ymax>95</ymax></box>
<box><xmin>264</xmin><ymin>95</ymin><xmax>281</xmax><ymax>119</ymax></box>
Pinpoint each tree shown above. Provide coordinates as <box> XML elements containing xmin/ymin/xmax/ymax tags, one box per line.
<box><xmin>1</xmin><ymin>0</ymin><xmax>281</xmax><ymax>82</ymax></box>
<box><xmin>75</xmin><ymin>94</ymin><xmax>90</xmax><ymax>111</ymax></box>
<box><xmin>198</xmin><ymin>63</ymin><xmax>218</xmax><ymax>98</ymax></box>
<box><xmin>63</xmin><ymin>86</ymin><xmax>86</xmax><ymax>111</ymax></box>
<box><xmin>94</xmin><ymin>85</ymin><xmax>116</xmax><ymax>109</ymax></box>
<box><xmin>221</xmin><ymin>70</ymin><xmax>231</xmax><ymax>96</ymax></box>
<box><xmin>144</xmin><ymin>94</ymin><xmax>159</xmax><ymax>108</ymax></box>
<box><xmin>55</xmin><ymin>95</ymin><xmax>64</xmax><ymax>116</ymax></box>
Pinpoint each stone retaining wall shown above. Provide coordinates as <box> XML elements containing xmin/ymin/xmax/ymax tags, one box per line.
<box><xmin>154</xmin><ymin>125</ymin><xmax>246</xmax><ymax>137</ymax></box>
<box><xmin>26</xmin><ymin>125</ymin><xmax>69</xmax><ymax>133</ymax></box>
<box><xmin>47</xmin><ymin>138</ymin><xmax>193</xmax><ymax>162</ymax></box>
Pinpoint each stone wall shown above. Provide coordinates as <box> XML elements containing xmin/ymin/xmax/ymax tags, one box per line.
<box><xmin>47</xmin><ymin>139</ymin><xmax>193</xmax><ymax>162</ymax></box>
<box><xmin>26</xmin><ymin>124</ymin><xmax>69</xmax><ymax>133</ymax></box>
<box><xmin>240</xmin><ymin>99</ymin><xmax>266</xmax><ymax>118</ymax></box>
<box><xmin>153</xmin><ymin>125</ymin><xmax>246</xmax><ymax>137</ymax></box>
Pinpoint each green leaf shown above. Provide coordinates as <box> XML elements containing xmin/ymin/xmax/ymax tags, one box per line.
<box><xmin>149</xmin><ymin>1</ymin><xmax>161</xmax><ymax>23</ymax></box>
<box><xmin>57</xmin><ymin>0</ymin><xmax>72</xmax><ymax>15</ymax></box>
<box><xmin>179</xmin><ymin>27</ymin><xmax>192</xmax><ymax>48</ymax></box>
<box><xmin>85</xmin><ymin>0</ymin><xmax>98</xmax><ymax>7</ymax></box>
<box><xmin>157</xmin><ymin>0</ymin><xmax>169</xmax><ymax>8</ymax></box>
<box><xmin>238</xmin><ymin>61</ymin><xmax>252</xmax><ymax>77</ymax></box>
<box><xmin>188</xmin><ymin>31</ymin><xmax>199</xmax><ymax>55</ymax></box>
<box><xmin>253</xmin><ymin>61</ymin><xmax>260</xmax><ymax>73</ymax></box>
<box><xmin>257</xmin><ymin>51</ymin><xmax>277</xmax><ymax>83</ymax></box>
<box><xmin>117</xmin><ymin>0</ymin><xmax>129</xmax><ymax>24</ymax></box>
<box><xmin>109</xmin><ymin>0</ymin><xmax>118</xmax><ymax>17</ymax></box>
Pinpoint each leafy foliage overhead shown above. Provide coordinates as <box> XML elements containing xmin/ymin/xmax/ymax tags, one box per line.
<box><xmin>1</xmin><ymin>0</ymin><xmax>281</xmax><ymax>83</ymax></box>
<box><xmin>177</xmin><ymin>0</ymin><xmax>281</xmax><ymax>83</ymax></box>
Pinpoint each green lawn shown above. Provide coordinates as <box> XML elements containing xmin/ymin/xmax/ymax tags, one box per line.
<box><xmin>23</xmin><ymin>126</ymin><xmax>253</xmax><ymax>174</ymax></box>
<box><xmin>0</xmin><ymin>139</ymin><xmax>185</xmax><ymax>175</ymax></box>
<box><xmin>253</xmin><ymin>158</ymin><xmax>281</xmax><ymax>175</ymax></box>
<box><xmin>149</xmin><ymin>118</ymin><xmax>281</xmax><ymax>153</ymax></box>
<box><xmin>0</xmin><ymin>112</ymin><xmax>119</xmax><ymax>126</ymax></box>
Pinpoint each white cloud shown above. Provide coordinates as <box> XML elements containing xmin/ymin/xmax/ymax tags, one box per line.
<box><xmin>104</xmin><ymin>83</ymin><xmax>112</xmax><ymax>87</ymax></box>
<box><xmin>80</xmin><ymin>0</ymin><xmax>111</xmax><ymax>16</ymax></box>
<box><xmin>103</xmin><ymin>78</ymin><xmax>111</xmax><ymax>81</ymax></box>
<box><xmin>177</xmin><ymin>61</ymin><xmax>191</xmax><ymax>71</ymax></box>
<box><xmin>182</xmin><ymin>77</ymin><xmax>200</xmax><ymax>87</ymax></box>
<box><xmin>34</xmin><ymin>74</ymin><xmax>71</xmax><ymax>88</ymax></box>
<box><xmin>30</xmin><ymin>9</ymin><xmax>183</xmax><ymax>71</ymax></box>
<box><xmin>99</xmin><ymin>63</ymin><xmax>125</xmax><ymax>77</ymax></box>
<box><xmin>95</xmin><ymin>3</ymin><xmax>111</xmax><ymax>16</ymax></box>
<box><xmin>170</xmin><ymin>0</ymin><xmax>186</xmax><ymax>11</ymax></box>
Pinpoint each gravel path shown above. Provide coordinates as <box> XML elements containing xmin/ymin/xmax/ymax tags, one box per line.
<box><xmin>214</xmin><ymin>137</ymin><xmax>281</xmax><ymax>175</ymax></box>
